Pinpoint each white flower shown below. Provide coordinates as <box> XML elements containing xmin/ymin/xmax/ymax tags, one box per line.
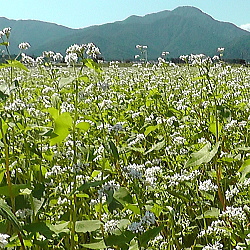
<box><xmin>221</xmin><ymin>206</ymin><xmax>247</xmax><ymax>222</ymax></box>
<box><xmin>145</xmin><ymin>166</ymin><xmax>161</xmax><ymax>186</ymax></box>
<box><xmin>16</xmin><ymin>209</ymin><xmax>32</xmax><ymax>219</ymax></box>
<box><xmin>225</xmin><ymin>186</ymin><xmax>239</xmax><ymax>200</ymax></box>
<box><xmin>0</xmin><ymin>31</ymin><xmax>4</xmax><ymax>39</ymax></box>
<box><xmin>199</xmin><ymin>179</ymin><xmax>218</xmax><ymax>192</ymax></box>
<box><xmin>104</xmin><ymin>220</ymin><xmax>119</xmax><ymax>234</ymax></box>
<box><xmin>42</xmin><ymin>51</ymin><xmax>55</xmax><ymax>58</ymax></box>
<box><xmin>21</xmin><ymin>53</ymin><xmax>35</xmax><ymax>65</ymax></box>
<box><xmin>125</xmin><ymin>163</ymin><xmax>144</xmax><ymax>179</ymax></box>
<box><xmin>202</xmin><ymin>241</ymin><xmax>223</xmax><ymax>250</ymax></box>
<box><xmin>53</xmin><ymin>52</ymin><xmax>63</xmax><ymax>62</ymax></box>
<box><xmin>86</xmin><ymin>42</ymin><xmax>101</xmax><ymax>58</ymax></box>
<box><xmin>65</xmin><ymin>53</ymin><xmax>78</xmax><ymax>65</ymax></box>
<box><xmin>179</xmin><ymin>55</ymin><xmax>189</xmax><ymax>61</ymax></box>
<box><xmin>217</xmin><ymin>47</ymin><xmax>225</xmax><ymax>53</ymax></box>
<box><xmin>102</xmin><ymin>180</ymin><xmax>120</xmax><ymax>191</ymax></box>
<box><xmin>4</xmin><ymin>99</ymin><xmax>27</xmax><ymax>111</ymax></box>
<box><xmin>128</xmin><ymin>133</ymin><xmax>145</xmax><ymax>147</ymax></box>
<box><xmin>109</xmin><ymin>122</ymin><xmax>125</xmax><ymax>133</ymax></box>
<box><xmin>0</xmin><ymin>233</ymin><xmax>10</xmax><ymax>248</ymax></box>
<box><xmin>18</xmin><ymin>42</ymin><xmax>31</xmax><ymax>50</ymax></box>
<box><xmin>212</xmin><ymin>55</ymin><xmax>220</xmax><ymax>61</ymax></box>
<box><xmin>2</xmin><ymin>27</ymin><xmax>11</xmax><ymax>38</ymax></box>
<box><xmin>36</xmin><ymin>56</ymin><xmax>44</xmax><ymax>64</ymax></box>
<box><xmin>128</xmin><ymin>221</ymin><xmax>144</xmax><ymax>233</ymax></box>
<box><xmin>141</xmin><ymin>211</ymin><xmax>155</xmax><ymax>225</ymax></box>
<box><xmin>162</xmin><ymin>51</ymin><xmax>169</xmax><ymax>56</ymax></box>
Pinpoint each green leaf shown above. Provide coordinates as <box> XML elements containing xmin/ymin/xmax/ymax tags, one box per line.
<box><xmin>45</xmin><ymin>107</ymin><xmax>59</xmax><ymax>120</ymax></box>
<box><xmin>0</xmin><ymin>82</ymin><xmax>16</xmax><ymax>95</ymax></box>
<box><xmin>125</xmin><ymin>204</ymin><xmax>141</xmax><ymax>215</ymax></box>
<box><xmin>151</xmin><ymin>203</ymin><xmax>163</xmax><ymax>217</ymax></box>
<box><xmin>166</xmin><ymin>189</ymin><xmax>190</xmax><ymax>202</ymax></box>
<box><xmin>50</xmin><ymin>112</ymin><xmax>72</xmax><ymax>145</ymax></box>
<box><xmin>76</xmin><ymin>180</ymin><xmax>105</xmax><ymax>192</ymax></box>
<box><xmin>109</xmin><ymin>140</ymin><xmax>119</xmax><ymax>160</ymax></box>
<box><xmin>23</xmin><ymin>222</ymin><xmax>54</xmax><ymax>238</ymax></box>
<box><xmin>185</xmin><ymin>142</ymin><xmax>220</xmax><ymax>168</ymax></box>
<box><xmin>6</xmin><ymin>60</ymin><xmax>29</xmax><ymax>71</ymax></box>
<box><xmin>209</xmin><ymin>121</ymin><xmax>222</xmax><ymax>137</ymax></box>
<box><xmin>75</xmin><ymin>220</ymin><xmax>102</xmax><ymax>233</ymax></box>
<box><xmin>0</xmin><ymin>184</ymin><xmax>30</xmax><ymax>197</ymax></box>
<box><xmin>76</xmin><ymin>121</ymin><xmax>90</xmax><ymax>132</ymax></box>
<box><xmin>0</xmin><ymin>90</ymin><xmax>8</xmax><ymax>100</ymax></box>
<box><xmin>48</xmin><ymin>222</ymin><xmax>70</xmax><ymax>234</ymax></box>
<box><xmin>78</xmin><ymin>75</ymin><xmax>90</xmax><ymax>83</ymax></box>
<box><xmin>81</xmin><ymin>240</ymin><xmax>106</xmax><ymax>249</ymax></box>
<box><xmin>86</xmin><ymin>59</ymin><xmax>102</xmax><ymax>73</ymax></box>
<box><xmin>203</xmin><ymin>207</ymin><xmax>220</xmax><ymax>218</ymax></box>
<box><xmin>236</xmin><ymin>147</ymin><xmax>250</xmax><ymax>151</ymax></box>
<box><xmin>0</xmin><ymin>42</ymin><xmax>9</xmax><ymax>46</ymax></box>
<box><xmin>192</xmin><ymin>76</ymin><xmax>206</xmax><ymax>81</ymax></box>
<box><xmin>107</xmin><ymin>195</ymin><xmax>123</xmax><ymax>212</ymax></box>
<box><xmin>58</xmin><ymin>76</ymin><xmax>75</xmax><ymax>89</ymax></box>
<box><xmin>127</xmin><ymin>147</ymin><xmax>145</xmax><ymax>153</ymax></box>
<box><xmin>33</xmin><ymin>197</ymin><xmax>45</xmax><ymax>216</ymax></box>
<box><xmin>144</xmin><ymin>125</ymin><xmax>159</xmax><ymax>137</ymax></box>
<box><xmin>105</xmin><ymin>230</ymin><xmax>135</xmax><ymax>248</ymax></box>
<box><xmin>139</xmin><ymin>225</ymin><xmax>163</xmax><ymax>247</ymax></box>
<box><xmin>91</xmin><ymin>170</ymin><xmax>101</xmax><ymax>178</ymax></box>
<box><xmin>144</xmin><ymin>140</ymin><xmax>165</xmax><ymax>155</ymax></box>
<box><xmin>0</xmin><ymin>167</ymin><xmax>5</xmax><ymax>184</ymax></box>
<box><xmin>113</xmin><ymin>187</ymin><xmax>133</xmax><ymax>205</ymax></box>
<box><xmin>238</xmin><ymin>159</ymin><xmax>250</xmax><ymax>181</ymax></box>
<box><xmin>196</xmin><ymin>207</ymin><xmax>220</xmax><ymax>219</ymax></box>
<box><xmin>0</xmin><ymin>199</ymin><xmax>22</xmax><ymax>232</ymax></box>
<box><xmin>83</xmin><ymin>58</ymin><xmax>102</xmax><ymax>74</ymax></box>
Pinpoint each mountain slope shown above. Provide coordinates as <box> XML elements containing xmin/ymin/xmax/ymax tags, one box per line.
<box><xmin>0</xmin><ymin>6</ymin><xmax>249</xmax><ymax>60</ymax></box>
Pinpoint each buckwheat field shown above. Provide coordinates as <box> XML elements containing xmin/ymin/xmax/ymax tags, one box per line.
<box><xmin>0</xmin><ymin>28</ymin><xmax>249</xmax><ymax>250</ymax></box>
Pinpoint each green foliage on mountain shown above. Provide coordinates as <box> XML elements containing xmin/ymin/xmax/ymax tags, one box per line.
<box><xmin>0</xmin><ymin>6</ymin><xmax>249</xmax><ymax>60</ymax></box>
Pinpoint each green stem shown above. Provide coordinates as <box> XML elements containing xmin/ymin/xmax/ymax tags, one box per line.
<box><xmin>0</xmin><ymin>121</ymin><xmax>26</xmax><ymax>249</ymax></box>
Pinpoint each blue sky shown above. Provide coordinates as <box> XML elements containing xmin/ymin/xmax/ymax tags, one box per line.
<box><xmin>1</xmin><ymin>0</ymin><xmax>249</xmax><ymax>30</ymax></box>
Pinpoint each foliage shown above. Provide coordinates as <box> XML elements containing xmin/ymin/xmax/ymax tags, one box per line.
<box><xmin>0</xmin><ymin>30</ymin><xmax>249</xmax><ymax>250</ymax></box>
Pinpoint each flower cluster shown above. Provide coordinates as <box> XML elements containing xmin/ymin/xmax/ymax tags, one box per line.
<box><xmin>128</xmin><ymin>211</ymin><xmax>156</xmax><ymax>233</ymax></box>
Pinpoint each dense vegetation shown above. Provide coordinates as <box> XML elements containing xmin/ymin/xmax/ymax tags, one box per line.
<box><xmin>0</xmin><ymin>28</ymin><xmax>249</xmax><ymax>249</ymax></box>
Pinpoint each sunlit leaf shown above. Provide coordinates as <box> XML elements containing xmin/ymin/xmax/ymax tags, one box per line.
<box><xmin>144</xmin><ymin>125</ymin><xmax>159</xmax><ymax>137</ymax></box>
<box><xmin>50</xmin><ymin>112</ymin><xmax>72</xmax><ymax>145</ymax></box>
<box><xmin>113</xmin><ymin>187</ymin><xmax>133</xmax><ymax>205</ymax></box>
<box><xmin>144</xmin><ymin>140</ymin><xmax>165</xmax><ymax>155</ymax></box>
<box><xmin>83</xmin><ymin>58</ymin><xmax>102</xmax><ymax>74</ymax></box>
<box><xmin>196</xmin><ymin>207</ymin><xmax>220</xmax><ymax>219</ymax></box>
<box><xmin>185</xmin><ymin>142</ymin><xmax>220</xmax><ymax>167</ymax></box>
<box><xmin>76</xmin><ymin>121</ymin><xmax>90</xmax><ymax>132</ymax></box>
<box><xmin>239</xmin><ymin>159</ymin><xmax>250</xmax><ymax>182</ymax></box>
<box><xmin>0</xmin><ymin>184</ymin><xmax>30</xmax><ymax>197</ymax></box>
<box><xmin>6</xmin><ymin>60</ymin><xmax>29</xmax><ymax>71</ymax></box>
<box><xmin>58</xmin><ymin>76</ymin><xmax>75</xmax><ymax>89</ymax></box>
<box><xmin>81</xmin><ymin>240</ymin><xmax>106</xmax><ymax>249</ymax></box>
<box><xmin>75</xmin><ymin>220</ymin><xmax>102</xmax><ymax>233</ymax></box>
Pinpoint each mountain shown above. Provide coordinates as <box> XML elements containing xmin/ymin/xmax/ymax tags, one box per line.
<box><xmin>0</xmin><ymin>6</ymin><xmax>249</xmax><ymax>60</ymax></box>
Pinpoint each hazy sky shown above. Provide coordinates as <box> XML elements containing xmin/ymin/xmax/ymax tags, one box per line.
<box><xmin>1</xmin><ymin>0</ymin><xmax>249</xmax><ymax>30</ymax></box>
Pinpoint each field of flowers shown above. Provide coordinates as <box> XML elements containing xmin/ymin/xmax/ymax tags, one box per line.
<box><xmin>0</xmin><ymin>27</ymin><xmax>250</xmax><ymax>249</ymax></box>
